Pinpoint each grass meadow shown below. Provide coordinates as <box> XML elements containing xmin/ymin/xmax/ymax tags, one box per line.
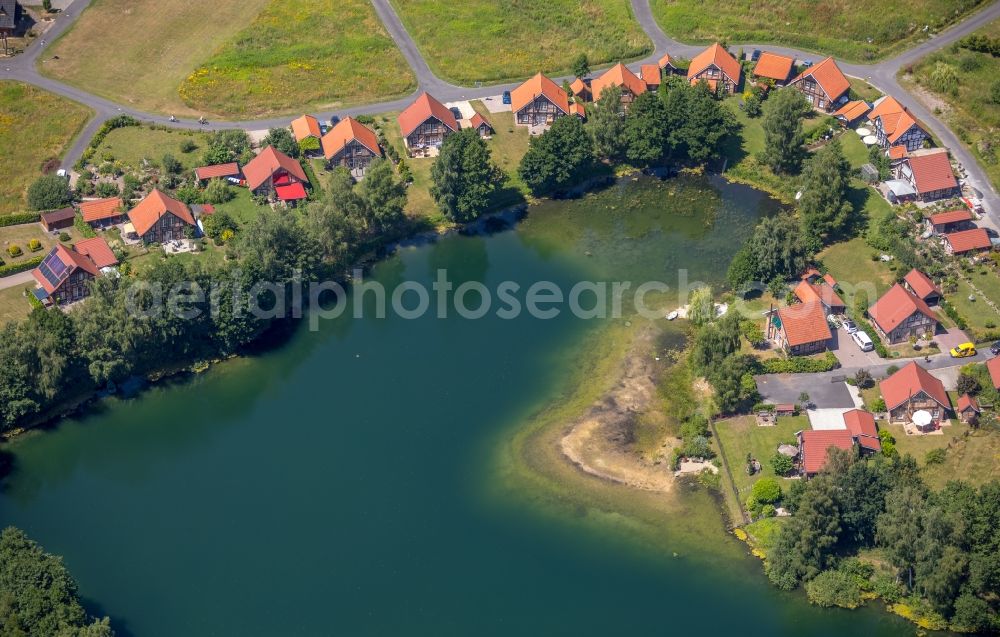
<box><xmin>389</xmin><ymin>0</ymin><xmax>651</xmax><ymax>84</ymax></box>
<box><xmin>651</xmin><ymin>0</ymin><xmax>987</xmax><ymax>62</ymax></box>
<box><xmin>179</xmin><ymin>0</ymin><xmax>415</xmax><ymax>118</ymax></box>
<box><xmin>0</xmin><ymin>82</ymin><xmax>92</xmax><ymax>215</ymax></box>
<box><xmin>93</xmin><ymin>126</ymin><xmax>211</xmax><ymax>173</ymax></box>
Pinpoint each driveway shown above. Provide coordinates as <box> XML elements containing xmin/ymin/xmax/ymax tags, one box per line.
<box><xmin>830</xmin><ymin>328</ymin><xmax>882</xmax><ymax>368</ymax></box>
<box><xmin>755</xmin><ymin>374</ymin><xmax>857</xmax><ymax>409</ymax></box>
<box><xmin>0</xmin><ymin>270</ymin><xmax>35</xmax><ymax>291</ymax></box>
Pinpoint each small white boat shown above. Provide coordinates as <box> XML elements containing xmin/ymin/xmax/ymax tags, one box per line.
<box><xmin>666</xmin><ymin>310</ymin><xmax>679</xmax><ymax>320</ymax></box>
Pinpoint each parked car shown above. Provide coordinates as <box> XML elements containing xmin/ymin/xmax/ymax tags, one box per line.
<box><xmin>750</xmin><ymin>49</ymin><xmax>761</xmax><ymax>61</ymax></box>
<box><xmin>842</xmin><ymin>319</ymin><xmax>858</xmax><ymax>335</ymax></box>
<box><xmin>950</xmin><ymin>342</ymin><xmax>977</xmax><ymax>358</ymax></box>
<box><xmin>852</xmin><ymin>330</ymin><xmax>874</xmax><ymax>352</ymax></box>
<box><xmin>990</xmin><ymin>341</ymin><xmax>1000</xmax><ymax>355</ymax></box>
<box><xmin>502</xmin><ymin>91</ymin><xmax>511</xmax><ymax>105</ymax></box>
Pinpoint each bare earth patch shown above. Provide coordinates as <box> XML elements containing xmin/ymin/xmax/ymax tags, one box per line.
<box><xmin>560</xmin><ymin>325</ymin><xmax>677</xmax><ymax>493</ymax></box>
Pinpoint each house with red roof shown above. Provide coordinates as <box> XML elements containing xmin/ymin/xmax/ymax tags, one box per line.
<box><xmin>591</xmin><ymin>63</ymin><xmax>647</xmax><ymax>110</ymax></box>
<box><xmin>766</xmin><ymin>301</ymin><xmax>832</xmax><ymax>356</ymax></box>
<box><xmin>842</xmin><ymin>409</ymin><xmax>882</xmax><ymax>454</ymax></box>
<box><xmin>658</xmin><ymin>53</ymin><xmax>681</xmax><ymax>76</ymax></box>
<box><xmin>879</xmin><ymin>361</ymin><xmax>950</xmax><ymax>427</ymax></box>
<box><xmin>242</xmin><ymin>146</ymin><xmax>310</xmax><ymax>204</ymax></box>
<box><xmin>870</xmin><ymin>95</ymin><xmax>930</xmax><ymax>152</ymax></box>
<box><xmin>789</xmin><ymin>57</ymin><xmax>850</xmax><ymax>112</ymax></box>
<box><xmin>925</xmin><ymin>208</ymin><xmax>973</xmax><ymax>235</ymax></box>
<box><xmin>752</xmin><ymin>52</ymin><xmax>794</xmax><ymax>86</ymax></box>
<box><xmin>31</xmin><ymin>238</ymin><xmax>117</xmax><ymax>306</ymax></box>
<box><xmin>793</xmin><ymin>278</ymin><xmax>845</xmax><ymax>314</ymax></box>
<box><xmin>797</xmin><ymin>429</ymin><xmax>856</xmax><ymax>476</ymax></box>
<box><xmin>321</xmin><ymin>117</ymin><xmax>382</xmax><ymax>176</ymax></box>
<box><xmin>987</xmin><ymin>356</ymin><xmax>1000</xmax><ymax>391</ymax></box>
<box><xmin>79</xmin><ymin>197</ymin><xmax>125</xmax><ymax>228</ymax></box>
<box><xmin>468</xmin><ymin>113</ymin><xmax>493</xmax><ymax>138</ymax></box>
<box><xmin>569</xmin><ymin>77</ymin><xmax>591</xmax><ymax>102</ymax></box>
<box><xmin>868</xmin><ymin>283</ymin><xmax>939</xmax><ymax>344</ymax></box>
<box><xmin>833</xmin><ymin>100</ymin><xmax>871</xmax><ymax>127</ymax></box>
<box><xmin>687</xmin><ymin>43</ymin><xmax>741</xmax><ymax>94</ymax></box>
<box><xmin>640</xmin><ymin>63</ymin><xmax>661</xmax><ymax>91</ymax></box>
<box><xmin>195</xmin><ymin>163</ymin><xmax>241</xmax><ymax>184</ymax></box>
<box><xmin>290</xmin><ymin>114</ymin><xmax>322</xmax><ymax>143</ymax></box>
<box><xmin>896</xmin><ymin>149</ymin><xmax>960</xmax><ymax>202</ymax></box>
<box><xmin>398</xmin><ymin>92</ymin><xmax>459</xmax><ymax>150</ymax></box>
<box><xmin>902</xmin><ymin>268</ymin><xmax>942</xmax><ymax>305</ymax></box>
<box><xmin>943</xmin><ymin>228</ymin><xmax>992</xmax><ymax>256</ymax></box>
<box><xmin>127</xmin><ymin>190</ymin><xmax>196</xmax><ymax>244</ymax></box>
<box><xmin>510</xmin><ymin>73</ymin><xmax>570</xmax><ymax>127</ymax></box>
<box><xmin>956</xmin><ymin>393</ymin><xmax>981</xmax><ymax>424</ymax></box>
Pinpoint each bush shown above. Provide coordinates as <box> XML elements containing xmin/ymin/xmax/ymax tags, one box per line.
<box><xmin>27</xmin><ymin>239</ymin><xmax>41</xmax><ymax>252</ymax></box>
<box><xmin>805</xmin><ymin>569</ymin><xmax>864</xmax><ymax>608</ymax></box>
<box><xmin>161</xmin><ymin>153</ymin><xmax>182</xmax><ymax>175</ymax></box>
<box><xmin>885</xmin><ymin>365</ymin><xmax>899</xmax><ymax>376</ymax></box>
<box><xmin>751</xmin><ymin>477</ymin><xmax>782</xmax><ymax>504</ymax></box>
<box><xmin>0</xmin><ymin>256</ymin><xmax>43</xmax><ymax>277</ymax></box>
<box><xmin>95</xmin><ymin>182</ymin><xmax>120</xmax><ymax>198</ymax></box>
<box><xmin>180</xmin><ymin>139</ymin><xmax>198</xmax><ymax>153</ymax></box>
<box><xmin>6</xmin><ymin>245</ymin><xmax>22</xmax><ymax>258</ymax></box>
<box><xmin>58</xmin><ymin>232</ymin><xmax>71</xmax><ymax>242</ymax></box>
<box><xmin>203</xmin><ymin>178</ymin><xmax>234</xmax><ymax>204</ymax></box>
<box><xmin>758</xmin><ymin>352</ymin><xmax>839</xmax><ymax>374</ymax></box>
<box><xmin>869</xmin><ymin>397</ymin><xmax>886</xmax><ymax>413</ymax></box>
<box><xmin>770</xmin><ymin>452</ymin><xmax>794</xmax><ymax>475</ymax></box>
<box><xmin>924</xmin><ymin>448</ymin><xmax>946</xmax><ymax>465</ymax></box>
<box><xmin>26</xmin><ymin>175</ymin><xmax>72</xmax><ymax>211</ymax></box>
<box><xmin>0</xmin><ymin>212</ymin><xmax>41</xmax><ymax>227</ymax></box>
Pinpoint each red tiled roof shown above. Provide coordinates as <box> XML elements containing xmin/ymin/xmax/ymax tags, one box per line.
<box><xmin>242</xmin><ymin>146</ymin><xmax>308</xmax><ymax>191</ymax></box>
<box><xmin>74</xmin><ymin>237</ymin><xmax>118</xmax><ymax>269</ymax></box>
<box><xmin>592</xmin><ymin>63</ymin><xmax>647</xmax><ymax>101</ymax></box>
<box><xmin>842</xmin><ymin>409</ymin><xmax>881</xmax><ymax>452</ymax></box>
<box><xmin>944</xmin><ymin>228</ymin><xmax>991</xmax><ymax>254</ymax></box>
<box><xmin>569</xmin><ymin>102</ymin><xmax>586</xmax><ymax>118</ymax></box>
<box><xmin>398</xmin><ymin>92</ymin><xmax>460</xmax><ymax>138</ymax></box>
<box><xmin>823</xmin><ymin>273</ymin><xmax>837</xmax><ymax>287</ymax></box>
<box><xmin>879</xmin><ymin>361</ymin><xmax>949</xmax><ymax>411</ymax></box>
<box><xmin>886</xmin><ymin>110</ymin><xmax>922</xmax><ymax>145</ymax></box>
<box><xmin>658</xmin><ymin>53</ymin><xmax>676</xmax><ymax>69</ymax></box>
<box><xmin>777</xmin><ymin>301</ymin><xmax>832</xmax><ymax>347</ymax></box>
<box><xmin>902</xmin><ymin>268</ymin><xmax>940</xmax><ymax>301</ymax></box>
<box><xmin>869</xmin><ymin>96</ymin><xmax>906</xmax><ymax>122</ymax></box>
<box><xmin>640</xmin><ymin>63</ymin><xmax>661</xmax><ymax>86</ymax></box>
<box><xmin>888</xmin><ymin>145</ymin><xmax>909</xmax><ymax>160</ymax></box>
<box><xmin>569</xmin><ymin>78</ymin><xmax>588</xmax><ymax>97</ymax></box>
<box><xmin>321</xmin><ymin>117</ymin><xmax>382</xmax><ymax>161</ymax></box>
<box><xmin>275</xmin><ymin>182</ymin><xmax>307</xmax><ymax>201</ymax></box>
<box><xmin>127</xmin><ymin>190</ymin><xmax>195</xmax><ymax>237</ymax></box>
<box><xmin>906</xmin><ymin>150</ymin><xmax>957</xmax><ymax>194</ymax></box>
<box><xmin>290</xmin><ymin>114</ymin><xmax>322</xmax><ymax>142</ymax></box>
<box><xmin>793</xmin><ymin>279</ymin><xmax>844</xmax><ymax>310</ymax></box>
<box><xmin>32</xmin><ymin>244</ymin><xmax>99</xmax><ymax>295</ymax></box>
<box><xmin>928</xmin><ymin>209</ymin><xmax>973</xmax><ymax>225</ymax></box>
<box><xmin>790</xmin><ymin>57</ymin><xmax>850</xmax><ymax>101</ymax></box>
<box><xmin>195</xmin><ymin>162</ymin><xmax>240</xmax><ymax>181</ymax></box>
<box><xmin>79</xmin><ymin>197</ymin><xmax>124</xmax><ymax>222</ymax></box>
<box><xmin>687</xmin><ymin>43</ymin><xmax>741</xmax><ymax>85</ymax></box>
<box><xmin>957</xmin><ymin>393</ymin><xmax>980</xmax><ymax>413</ymax></box>
<box><xmin>753</xmin><ymin>52</ymin><xmax>794</xmax><ymax>81</ymax></box>
<box><xmin>469</xmin><ymin>112</ymin><xmax>491</xmax><ymax>131</ymax></box>
<box><xmin>800</xmin><ymin>429</ymin><xmax>856</xmax><ymax>474</ymax></box>
<box><xmin>833</xmin><ymin>100</ymin><xmax>870</xmax><ymax>122</ymax></box>
<box><xmin>868</xmin><ymin>283</ymin><xmax>938</xmax><ymax>335</ymax></box>
<box><xmin>986</xmin><ymin>357</ymin><xmax>1000</xmax><ymax>391</ymax></box>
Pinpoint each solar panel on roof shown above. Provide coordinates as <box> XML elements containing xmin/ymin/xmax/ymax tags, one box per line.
<box><xmin>39</xmin><ymin>249</ymin><xmax>70</xmax><ymax>287</ymax></box>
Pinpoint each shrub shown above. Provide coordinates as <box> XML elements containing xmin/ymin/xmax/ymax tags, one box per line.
<box><xmin>58</xmin><ymin>232</ymin><xmax>70</xmax><ymax>242</ymax></box>
<box><xmin>203</xmin><ymin>178</ymin><xmax>234</xmax><ymax>204</ymax></box>
<box><xmin>180</xmin><ymin>139</ymin><xmax>198</xmax><ymax>153</ymax></box>
<box><xmin>161</xmin><ymin>153</ymin><xmax>182</xmax><ymax>175</ymax></box>
<box><xmin>0</xmin><ymin>212</ymin><xmax>41</xmax><ymax>227</ymax></box>
<box><xmin>924</xmin><ymin>448</ymin><xmax>946</xmax><ymax>465</ymax></box>
<box><xmin>95</xmin><ymin>182</ymin><xmax>120</xmax><ymax>198</ymax></box>
<box><xmin>770</xmin><ymin>452</ymin><xmax>794</xmax><ymax>475</ymax></box>
<box><xmin>27</xmin><ymin>239</ymin><xmax>41</xmax><ymax>252</ymax></box>
<box><xmin>751</xmin><ymin>477</ymin><xmax>782</xmax><ymax>504</ymax></box>
<box><xmin>886</xmin><ymin>365</ymin><xmax>899</xmax><ymax>376</ymax></box>
<box><xmin>758</xmin><ymin>352</ymin><xmax>839</xmax><ymax>374</ymax></box>
<box><xmin>27</xmin><ymin>175</ymin><xmax>72</xmax><ymax>210</ymax></box>
<box><xmin>957</xmin><ymin>373</ymin><xmax>981</xmax><ymax>396</ymax></box>
<box><xmin>6</xmin><ymin>245</ymin><xmax>22</xmax><ymax>258</ymax></box>
<box><xmin>869</xmin><ymin>397</ymin><xmax>886</xmax><ymax>413</ymax></box>
<box><xmin>0</xmin><ymin>256</ymin><xmax>43</xmax><ymax>276</ymax></box>
<box><xmin>805</xmin><ymin>569</ymin><xmax>864</xmax><ymax>608</ymax></box>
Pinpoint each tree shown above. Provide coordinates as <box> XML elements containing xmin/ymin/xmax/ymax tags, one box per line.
<box><xmin>687</xmin><ymin>286</ymin><xmax>715</xmax><ymax>326</ymax></box>
<box><xmin>771</xmin><ymin>452</ymin><xmax>794</xmax><ymax>475</ymax></box>
<box><xmin>746</xmin><ymin>214</ymin><xmax>811</xmax><ymax>283</ymax></box>
<box><xmin>202</xmin><ymin>208</ymin><xmax>238</xmax><ymax>242</ymax></box>
<box><xmin>27</xmin><ymin>174</ymin><xmax>72</xmax><ymax>210</ymax></box>
<box><xmin>805</xmin><ymin>569</ymin><xmax>863</xmax><ymax>608</ymax></box>
<box><xmin>877</xmin><ymin>485</ymin><xmax>927</xmax><ymax>589</ymax></box>
<box><xmin>669</xmin><ymin>83</ymin><xmax>737</xmax><ymax>163</ymax></box>
<box><xmin>766</xmin><ymin>475</ymin><xmax>843</xmax><ymax>588</ymax></box>
<box><xmin>430</xmin><ymin>128</ymin><xmax>501</xmax><ymax>222</ymax></box>
<box><xmin>518</xmin><ymin>116</ymin><xmax>593</xmax><ymax>195</ymax></box>
<box><xmin>589</xmin><ymin>84</ymin><xmax>625</xmax><ymax>160</ymax></box>
<box><xmin>727</xmin><ymin>245</ymin><xmax>757</xmax><ymax>288</ymax></box>
<box><xmin>760</xmin><ymin>87</ymin><xmax>810</xmax><ymax>174</ymax></box>
<box><xmin>263</xmin><ymin>126</ymin><xmax>300</xmax><ymax>158</ymax></box>
<box><xmin>798</xmin><ymin>391</ymin><xmax>811</xmax><ymax>408</ymax></box>
<box><xmin>853</xmin><ymin>368</ymin><xmax>872</xmax><ymax>389</ymax></box>
<box><xmin>752</xmin><ymin>477</ymin><xmax>782</xmax><ymax>503</ymax></box>
<box><xmin>957</xmin><ymin>373</ymin><xmax>981</xmax><ymax>396</ymax></box>
<box><xmin>624</xmin><ymin>91</ymin><xmax>669</xmax><ymax>165</ymax></box>
<box><xmin>203</xmin><ymin>178</ymin><xmax>235</xmax><ymax>204</ymax></box>
<box><xmin>798</xmin><ymin>140</ymin><xmax>854</xmax><ymax>249</ymax></box>
<box><xmin>358</xmin><ymin>158</ymin><xmax>408</xmax><ymax>234</ymax></box>
<box><xmin>572</xmin><ymin>53</ymin><xmax>590</xmax><ymax>78</ymax></box>
<box><xmin>161</xmin><ymin>153</ymin><xmax>182</xmax><ymax>175</ymax></box>
<box><xmin>203</xmin><ymin>129</ymin><xmax>253</xmax><ymax>165</ymax></box>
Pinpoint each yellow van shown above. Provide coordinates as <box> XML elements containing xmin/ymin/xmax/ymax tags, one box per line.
<box><xmin>950</xmin><ymin>342</ymin><xmax>977</xmax><ymax>358</ymax></box>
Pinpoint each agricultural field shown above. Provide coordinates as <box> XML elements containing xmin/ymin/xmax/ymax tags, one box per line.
<box><xmin>651</xmin><ymin>0</ymin><xmax>987</xmax><ymax>62</ymax></box>
<box><xmin>901</xmin><ymin>18</ymin><xmax>1000</xmax><ymax>192</ymax></box>
<box><xmin>39</xmin><ymin>0</ymin><xmax>271</xmax><ymax>117</ymax></box>
<box><xmin>389</xmin><ymin>0</ymin><xmax>651</xmax><ymax>84</ymax></box>
<box><xmin>0</xmin><ymin>82</ymin><xmax>92</xmax><ymax>214</ymax></box>
<box><xmin>179</xmin><ymin>0</ymin><xmax>415</xmax><ymax>118</ymax></box>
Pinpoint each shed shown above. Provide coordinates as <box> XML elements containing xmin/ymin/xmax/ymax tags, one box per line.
<box><xmin>40</xmin><ymin>207</ymin><xmax>75</xmax><ymax>232</ymax></box>
<box><xmin>775</xmin><ymin>404</ymin><xmax>796</xmax><ymax>416</ymax></box>
<box><xmin>859</xmin><ymin>163</ymin><xmax>879</xmax><ymax>184</ymax></box>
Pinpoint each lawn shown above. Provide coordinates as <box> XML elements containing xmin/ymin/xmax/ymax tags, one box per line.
<box><xmin>93</xmin><ymin>126</ymin><xmax>211</xmax><ymax>173</ymax></box>
<box><xmin>0</xmin><ymin>285</ymin><xmax>33</xmax><ymax>326</ymax></box>
<box><xmin>39</xmin><ymin>0</ymin><xmax>271</xmax><ymax>118</ymax></box>
<box><xmin>179</xmin><ymin>0</ymin><xmax>415</xmax><ymax>118</ymax></box>
<box><xmin>0</xmin><ymin>82</ymin><xmax>92</xmax><ymax>215</ymax></box>
<box><xmin>0</xmin><ymin>222</ymin><xmax>88</xmax><ymax>269</ymax></box>
<box><xmin>375</xmin><ymin>111</ymin><xmax>438</xmax><ymax>220</ymax></box>
<box><xmin>849</xmin><ymin>78</ymin><xmax>883</xmax><ymax>103</ymax></box>
<box><xmin>950</xmin><ymin>277</ymin><xmax>1000</xmax><ymax>335</ymax></box>
<box><xmin>390</xmin><ymin>0</ymin><xmax>651</xmax><ymax>84</ymax></box>
<box><xmin>921</xmin><ymin>427</ymin><xmax>1000</xmax><ymax>489</ymax></box>
<box><xmin>901</xmin><ymin>18</ymin><xmax>1000</xmax><ymax>192</ymax></box>
<box><xmin>818</xmin><ymin>237</ymin><xmax>897</xmax><ymax>302</ymax></box>
<box><xmin>713</xmin><ymin>415</ymin><xmax>807</xmax><ymax>502</ymax></box>
<box><xmin>211</xmin><ymin>188</ymin><xmax>267</xmax><ymax>227</ymax></box>
<box><xmin>650</xmin><ymin>0</ymin><xmax>987</xmax><ymax>62</ymax></box>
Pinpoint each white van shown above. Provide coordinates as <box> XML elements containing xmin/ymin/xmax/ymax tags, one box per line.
<box><xmin>852</xmin><ymin>330</ymin><xmax>874</xmax><ymax>352</ymax></box>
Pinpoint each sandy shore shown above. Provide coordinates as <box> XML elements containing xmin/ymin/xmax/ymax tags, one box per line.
<box><xmin>559</xmin><ymin>324</ymin><xmax>678</xmax><ymax>493</ymax></box>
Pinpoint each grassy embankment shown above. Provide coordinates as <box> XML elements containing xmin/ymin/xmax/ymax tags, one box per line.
<box><xmin>900</xmin><ymin>17</ymin><xmax>1000</xmax><ymax>192</ymax></box>
<box><xmin>40</xmin><ymin>0</ymin><xmax>415</xmax><ymax>119</ymax></box>
<box><xmin>390</xmin><ymin>0</ymin><xmax>651</xmax><ymax>84</ymax></box>
<box><xmin>0</xmin><ymin>82</ymin><xmax>92</xmax><ymax>214</ymax></box>
<box><xmin>650</xmin><ymin>0</ymin><xmax>987</xmax><ymax>62</ymax></box>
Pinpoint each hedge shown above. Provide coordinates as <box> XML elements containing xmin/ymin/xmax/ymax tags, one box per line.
<box><xmin>0</xmin><ymin>212</ymin><xmax>42</xmax><ymax>227</ymax></box>
<box><xmin>0</xmin><ymin>256</ymin><xmax>43</xmax><ymax>277</ymax></box>
<box><xmin>75</xmin><ymin>115</ymin><xmax>140</xmax><ymax>171</ymax></box>
<box><xmin>759</xmin><ymin>351</ymin><xmax>840</xmax><ymax>374</ymax></box>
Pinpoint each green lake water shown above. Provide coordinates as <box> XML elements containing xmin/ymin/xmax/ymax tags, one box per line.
<box><xmin>0</xmin><ymin>175</ymin><xmax>915</xmax><ymax>636</ymax></box>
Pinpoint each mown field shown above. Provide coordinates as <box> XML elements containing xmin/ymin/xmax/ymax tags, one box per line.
<box><xmin>651</xmin><ymin>0</ymin><xmax>987</xmax><ymax>62</ymax></box>
<box><xmin>0</xmin><ymin>82</ymin><xmax>92</xmax><ymax>214</ymax></box>
<box><xmin>39</xmin><ymin>0</ymin><xmax>271</xmax><ymax>117</ymax></box>
<box><xmin>901</xmin><ymin>17</ymin><xmax>1000</xmax><ymax>192</ymax></box>
<box><xmin>179</xmin><ymin>0</ymin><xmax>415</xmax><ymax>118</ymax></box>
<box><xmin>390</xmin><ymin>0</ymin><xmax>651</xmax><ymax>83</ymax></box>
<box><xmin>92</xmin><ymin>126</ymin><xmax>212</xmax><ymax>173</ymax></box>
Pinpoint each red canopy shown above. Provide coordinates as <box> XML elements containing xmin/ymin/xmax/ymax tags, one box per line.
<box><xmin>275</xmin><ymin>182</ymin><xmax>307</xmax><ymax>201</ymax></box>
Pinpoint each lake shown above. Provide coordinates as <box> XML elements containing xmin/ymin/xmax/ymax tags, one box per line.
<box><xmin>0</xmin><ymin>175</ymin><xmax>914</xmax><ymax>636</ymax></box>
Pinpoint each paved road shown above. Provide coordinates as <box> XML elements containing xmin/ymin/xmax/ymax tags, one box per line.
<box><xmin>0</xmin><ymin>270</ymin><xmax>36</xmax><ymax>291</ymax></box>
<box><xmin>3</xmin><ymin>0</ymin><xmax>1000</xmax><ymax>216</ymax></box>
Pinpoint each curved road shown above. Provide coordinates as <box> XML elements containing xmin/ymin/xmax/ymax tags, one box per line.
<box><xmin>3</xmin><ymin>0</ymin><xmax>1000</xmax><ymax>220</ymax></box>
